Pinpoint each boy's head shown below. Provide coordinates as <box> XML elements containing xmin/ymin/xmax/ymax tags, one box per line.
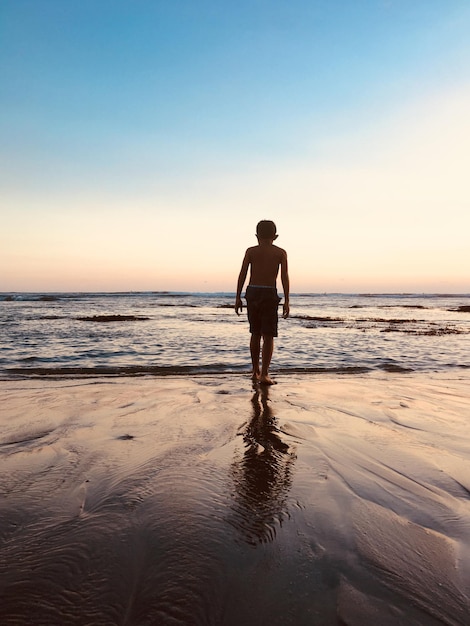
<box><xmin>256</xmin><ymin>220</ymin><xmax>277</xmax><ymax>241</ymax></box>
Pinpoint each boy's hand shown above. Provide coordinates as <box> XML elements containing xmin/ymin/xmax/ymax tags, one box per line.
<box><xmin>235</xmin><ymin>296</ymin><xmax>243</xmax><ymax>315</ymax></box>
<box><xmin>282</xmin><ymin>302</ymin><xmax>290</xmax><ymax>319</ymax></box>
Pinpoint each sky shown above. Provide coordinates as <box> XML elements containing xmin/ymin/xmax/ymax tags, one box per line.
<box><xmin>1</xmin><ymin>0</ymin><xmax>470</xmax><ymax>293</ymax></box>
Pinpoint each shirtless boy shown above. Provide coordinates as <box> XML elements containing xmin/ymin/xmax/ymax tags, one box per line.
<box><xmin>235</xmin><ymin>220</ymin><xmax>290</xmax><ymax>385</ymax></box>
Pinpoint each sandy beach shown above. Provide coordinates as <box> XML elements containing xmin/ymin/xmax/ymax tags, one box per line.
<box><xmin>1</xmin><ymin>373</ymin><xmax>470</xmax><ymax>625</ymax></box>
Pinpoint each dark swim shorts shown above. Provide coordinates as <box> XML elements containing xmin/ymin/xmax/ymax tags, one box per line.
<box><xmin>245</xmin><ymin>285</ymin><xmax>281</xmax><ymax>337</ymax></box>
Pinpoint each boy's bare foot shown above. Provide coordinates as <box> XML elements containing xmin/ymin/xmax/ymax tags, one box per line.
<box><xmin>251</xmin><ymin>372</ymin><xmax>260</xmax><ymax>382</ymax></box>
<box><xmin>259</xmin><ymin>375</ymin><xmax>275</xmax><ymax>385</ymax></box>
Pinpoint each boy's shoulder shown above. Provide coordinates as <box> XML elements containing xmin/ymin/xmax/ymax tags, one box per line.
<box><xmin>247</xmin><ymin>243</ymin><xmax>287</xmax><ymax>255</ymax></box>
<box><xmin>273</xmin><ymin>244</ymin><xmax>287</xmax><ymax>255</ymax></box>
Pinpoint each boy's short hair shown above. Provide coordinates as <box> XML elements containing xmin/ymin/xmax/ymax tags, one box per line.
<box><xmin>256</xmin><ymin>220</ymin><xmax>277</xmax><ymax>239</ymax></box>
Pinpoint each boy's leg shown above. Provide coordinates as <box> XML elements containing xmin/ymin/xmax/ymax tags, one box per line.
<box><xmin>250</xmin><ymin>333</ymin><xmax>261</xmax><ymax>379</ymax></box>
<box><xmin>260</xmin><ymin>334</ymin><xmax>274</xmax><ymax>384</ymax></box>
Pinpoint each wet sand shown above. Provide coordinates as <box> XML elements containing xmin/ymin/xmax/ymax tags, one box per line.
<box><xmin>1</xmin><ymin>373</ymin><xmax>470</xmax><ymax>625</ymax></box>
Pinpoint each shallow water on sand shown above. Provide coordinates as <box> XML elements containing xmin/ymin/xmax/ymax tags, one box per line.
<box><xmin>1</xmin><ymin>374</ymin><xmax>470</xmax><ymax>624</ymax></box>
<box><xmin>1</xmin><ymin>292</ymin><xmax>469</xmax><ymax>378</ymax></box>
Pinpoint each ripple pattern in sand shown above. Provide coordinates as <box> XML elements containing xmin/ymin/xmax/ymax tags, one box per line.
<box><xmin>1</xmin><ymin>375</ymin><xmax>470</xmax><ymax>625</ymax></box>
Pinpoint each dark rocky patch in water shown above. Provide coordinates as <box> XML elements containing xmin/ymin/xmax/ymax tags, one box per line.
<box><xmin>76</xmin><ymin>315</ymin><xmax>150</xmax><ymax>322</ymax></box>
<box><xmin>157</xmin><ymin>303</ymin><xmax>198</xmax><ymax>307</ymax></box>
<box><xmin>291</xmin><ymin>315</ymin><xmax>344</xmax><ymax>322</ymax></box>
<box><xmin>382</xmin><ymin>326</ymin><xmax>464</xmax><ymax>335</ymax></box>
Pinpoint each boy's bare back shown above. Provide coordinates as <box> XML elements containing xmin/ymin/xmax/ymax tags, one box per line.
<box><xmin>245</xmin><ymin>243</ymin><xmax>287</xmax><ymax>288</ymax></box>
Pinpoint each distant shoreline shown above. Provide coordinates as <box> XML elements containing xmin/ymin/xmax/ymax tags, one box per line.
<box><xmin>2</xmin><ymin>291</ymin><xmax>470</xmax><ymax>299</ymax></box>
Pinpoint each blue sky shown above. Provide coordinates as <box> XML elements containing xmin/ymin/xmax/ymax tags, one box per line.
<box><xmin>2</xmin><ymin>0</ymin><xmax>470</xmax><ymax>292</ymax></box>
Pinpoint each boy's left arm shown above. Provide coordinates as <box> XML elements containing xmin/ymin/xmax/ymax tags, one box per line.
<box><xmin>235</xmin><ymin>250</ymin><xmax>250</xmax><ymax>315</ymax></box>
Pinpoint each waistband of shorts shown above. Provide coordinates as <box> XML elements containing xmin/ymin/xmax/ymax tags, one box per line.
<box><xmin>246</xmin><ymin>285</ymin><xmax>277</xmax><ymax>289</ymax></box>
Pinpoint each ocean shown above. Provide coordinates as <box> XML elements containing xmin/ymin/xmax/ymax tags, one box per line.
<box><xmin>1</xmin><ymin>292</ymin><xmax>469</xmax><ymax>378</ymax></box>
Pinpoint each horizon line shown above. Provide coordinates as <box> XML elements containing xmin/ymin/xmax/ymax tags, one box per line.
<box><xmin>1</xmin><ymin>291</ymin><xmax>469</xmax><ymax>297</ymax></box>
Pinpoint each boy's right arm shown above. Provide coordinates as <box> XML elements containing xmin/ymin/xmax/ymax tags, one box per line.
<box><xmin>281</xmin><ymin>250</ymin><xmax>290</xmax><ymax>319</ymax></box>
<box><xmin>235</xmin><ymin>250</ymin><xmax>250</xmax><ymax>315</ymax></box>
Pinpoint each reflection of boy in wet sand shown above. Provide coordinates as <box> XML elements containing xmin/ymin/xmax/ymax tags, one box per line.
<box><xmin>235</xmin><ymin>220</ymin><xmax>290</xmax><ymax>385</ymax></box>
